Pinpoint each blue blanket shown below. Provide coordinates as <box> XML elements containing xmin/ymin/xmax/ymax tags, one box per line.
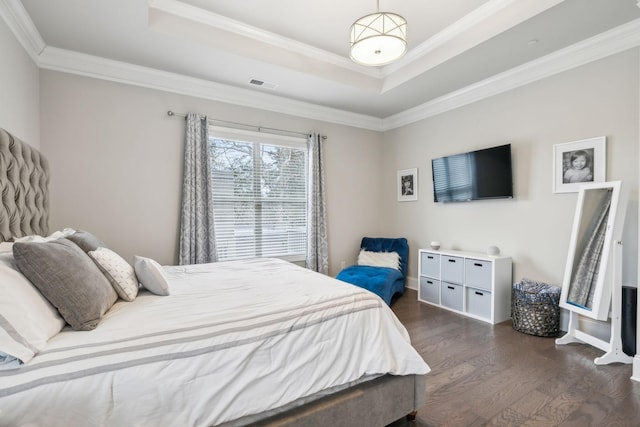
<box><xmin>336</xmin><ymin>265</ymin><xmax>405</xmax><ymax>305</ymax></box>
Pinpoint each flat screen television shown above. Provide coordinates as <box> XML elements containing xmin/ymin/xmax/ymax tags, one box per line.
<box><xmin>432</xmin><ymin>143</ymin><xmax>513</xmax><ymax>203</ymax></box>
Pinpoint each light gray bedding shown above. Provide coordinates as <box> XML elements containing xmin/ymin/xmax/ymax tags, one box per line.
<box><xmin>0</xmin><ymin>128</ymin><xmax>429</xmax><ymax>426</ymax></box>
<box><xmin>0</xmin><ymin>258</ymin><xmax>429</xmax><ymax>426</ymax></box>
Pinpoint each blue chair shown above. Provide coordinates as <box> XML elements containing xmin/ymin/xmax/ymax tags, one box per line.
<box><xmin>336</xmin><ymin>237</ymin><xmax>409</xmax><ymax>305</ymax></box>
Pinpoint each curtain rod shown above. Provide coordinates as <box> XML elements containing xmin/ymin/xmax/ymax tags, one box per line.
<box><xmin>167</xmin><ymin>111</ymin><xmax>325</xmax><ymax>139</ymax></box>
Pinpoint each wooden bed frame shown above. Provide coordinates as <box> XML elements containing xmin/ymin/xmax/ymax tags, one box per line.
<box><xmin>0</xmin><ymin>127</ymin><xmax>425</xmax><ymax>426</ymax></box>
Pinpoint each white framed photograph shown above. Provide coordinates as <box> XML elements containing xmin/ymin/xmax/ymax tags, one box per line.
<box><xmin>397</xmin><ymin>168</ymin><xmax>418</xmax><ymax>202</ymax></box>
<box><xmin>553</xmin><ymin>136</ymin><xmax>606</xmax><ymax>194</ymax></box>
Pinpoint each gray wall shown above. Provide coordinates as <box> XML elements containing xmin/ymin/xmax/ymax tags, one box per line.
<box><xmin>38</xmin><ymin>71</ymin><xmax>383</xmax><ymax>272</ymax></box>
<box><xmin>1</xmin><ymin>14</ymin><xmax>638</xmax><ymax>291</ymax></box>
<box><xmin>0</xmin><ymin>17</ymin><xmax>39</xmax><ymax>146</ymax></box>
<box><xmin>381</xmin><ymin>49</ymin><xmax>639</xmax><ymax>288</ymax></box>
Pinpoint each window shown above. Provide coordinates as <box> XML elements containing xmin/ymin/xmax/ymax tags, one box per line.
<box><xmin>209</xmin><ymin>127</ymin><xmax>307</xmax><ymax>261</ymax></box>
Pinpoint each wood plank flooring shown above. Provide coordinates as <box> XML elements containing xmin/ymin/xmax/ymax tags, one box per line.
<box><xmin>390</xmin><ymin>289</ymin><xmax>640</xmax><ymax>427</ymax></box>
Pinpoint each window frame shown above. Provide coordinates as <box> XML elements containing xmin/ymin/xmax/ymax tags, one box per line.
<box><xmin>209</xmin><ymin>126</ymin><xmax>308</xmax><ymax>262</ymax></box>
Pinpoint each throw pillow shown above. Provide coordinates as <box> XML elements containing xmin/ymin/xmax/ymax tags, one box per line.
<box><xmin>67</xmin><ymin>230</ymin><xmax>106</xmax><ymax>253</ymax></box>
<box><xmin>13</xmin><ymin>238</ymin><xmax>118</xmax><ymax>331</ymax></box>
<box><xmin>357</xmin><ymin>250</ymin><xmax>401</xmax><ymax>270</ymax></box>
<box><xmin>134</xmin><ymin>256</ymin><xmax>170</xmax><ymax>296</ymax></box>
<box><xmin>89</xmin><ymin>247</ymin><xmax>139</xmax><ymax>302</ymax></box>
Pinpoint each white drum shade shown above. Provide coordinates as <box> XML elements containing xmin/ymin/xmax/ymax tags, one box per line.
<box><xmin>350</xmin><ymin>12</ymin><xmax>407</xmax><ymax>66</ymax></box>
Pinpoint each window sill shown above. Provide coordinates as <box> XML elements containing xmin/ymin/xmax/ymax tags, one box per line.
<box><xmin>277</xmin><ymin>254</ymin><xmax>306</xmax><ymax>263</ymax></box>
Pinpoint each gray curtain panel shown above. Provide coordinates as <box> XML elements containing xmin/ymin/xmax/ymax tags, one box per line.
<box><xmin>306</xmin><ymin>133</ymin><xmax>329</xmax><ymax>275</ymax></box>
<box><xmin>178</xmin><ymin>113</ymin><xmax>218</xmax><ymax>265</ymax></box>
<box><xmin>567</xmin><ymin>189</ymin><xmax>612</xmax><ymax>308</ymax></box>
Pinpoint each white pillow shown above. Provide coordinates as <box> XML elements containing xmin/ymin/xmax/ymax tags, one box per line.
<box><xmin>89</xmin><ymin>247</ymin><xmax>139</xmax><ymax>302</ymax></box>
<box><xmin>357</xmin><ymin>250</ymin><xmax>401</xmax><ymax>270</ymax></box>
<box><xmin>45</xmin><ymin>228</ymin><xmax>76</xmax><ymax>240</ymax></box>
<box><xmin>0</xmin><ymin>252</ymin><xmax>66</xmax><ymax>364</ymax></box>
<box><xmin>12</xmin><ymin>228</ymin><xmax>76</xmax><ymax>243</ymax></box>
<box><xmin>134</xmin><ymin>256</ymin><xmax>170</xmax><ymax>296</ymax></box>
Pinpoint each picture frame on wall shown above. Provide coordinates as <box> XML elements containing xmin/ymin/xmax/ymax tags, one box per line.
<box><xmin>397</xmin><ymin>168</ymin><xmax>418</xmax><ymax>202</ymax></box>
<box><xmin>553</xmin><ymin>136</ymin><xmax>606</xmax><ymax>194</ymax></box>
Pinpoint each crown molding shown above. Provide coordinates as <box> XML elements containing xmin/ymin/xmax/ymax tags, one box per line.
<box><xmin>149</xmin><ymin>0</ymin><xmax>381</xmax><ymax>79</ymax></box>
<box><xmin>384</xmin><ymin>0</ymin><xmax>522</xmax><ymax>76</ymax></box>
<box><xmin>381</xmin><ymin>0</ymin><xmax>564</xmax><ymax>91</ymax></box>
<box><xmin>2</xmin><ymin>0</ymin><xmax>639</xmax><ymax>132</ymax></box>
<box><xmin>0</xmin><ymin>0</ymin><xmax>44</xmax><ymax>61</ymax></box>
<box><xmin>382</xmin><ymin>18</ymin><xmax>640</xmax><ymax>130</ymax></box>
<box><xmin>37</xmin><ymin>46</ymin><xmax>384</xmax><ymax>131</ymax></box>
<box><xmin>0</xmin><ymin>0</ymin><xmax>382</xmax><ymax>130</ymax></box>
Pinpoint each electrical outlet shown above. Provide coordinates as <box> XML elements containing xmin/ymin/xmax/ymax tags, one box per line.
<box><xmin>340</xmin><ymin>260</ymin><xmax>346</xmax><ymax>269</ymax></box>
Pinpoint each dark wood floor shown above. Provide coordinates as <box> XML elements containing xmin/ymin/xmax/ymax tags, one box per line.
<box><xmin>390</xmin><ymin>289</ymin><xmax>640</xmax><ymax>427</ymax></box>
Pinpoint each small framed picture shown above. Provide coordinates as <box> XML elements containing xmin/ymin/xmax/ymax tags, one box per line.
<box><xmin>397</xmin><ymin>168</ymin><xmax>418</xmax><ymax>202</ymax></box>
<box><xmin>553</xmin><ymin>136</ymin><xmax>606</xmax><ymax>193</ymax></box>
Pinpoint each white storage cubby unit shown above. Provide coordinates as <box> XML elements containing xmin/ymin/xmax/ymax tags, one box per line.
<box><xmin>418</xmin><ymin>248</ymin><xmax>512</xmax><ymax>324</ymax></box>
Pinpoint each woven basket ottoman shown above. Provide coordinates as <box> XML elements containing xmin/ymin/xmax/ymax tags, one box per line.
<box><xmin>511</xmin><ymin>279</ymin><xmax>561</xmax><ymax>337</ymax></box>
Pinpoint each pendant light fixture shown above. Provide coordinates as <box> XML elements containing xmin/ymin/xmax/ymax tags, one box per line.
<box><xmin>350</xmin><ymin>0</ymin><xmax>407</xmax><ymax>66</ymax></box>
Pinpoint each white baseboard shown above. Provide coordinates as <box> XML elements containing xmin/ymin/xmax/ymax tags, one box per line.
<box><xmin>406</xmin><ymin>276</ymin><xmax>418</xmax><ymax>291</ymax></box>
<box><xmin>406</xmin><ymin>278</ymin><xmax>610</xmax><ymax>339</ymax></box>
<box><xmin>633</xmin><ymin>356</ymin><xmax>640</xmax><ymax>382</ymax></box>
<box><xmin>407</xmin><ymin>279</ymin><xmax>628</xmax><ymax>358</ymax></box>
<box><xmin>559</xmin><ymin>309</ymin><xmax>612</xmax><ymax>342</ymax></box>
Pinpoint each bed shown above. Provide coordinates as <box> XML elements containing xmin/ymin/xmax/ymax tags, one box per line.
<box><xmin>336</xmin><ymin>237</ymin><xmax>409</xmax><ymax>305</ymax></box>
<box><xmin>0</xmin><ymin>128</ymin><xmax>430</xmax><ymax>426</ymax></box>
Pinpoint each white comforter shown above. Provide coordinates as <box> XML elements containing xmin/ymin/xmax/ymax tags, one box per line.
<box><xmin>0</xmin><ymin>258</ymin><xmax>430</xmax><ymax>427</ymax></box>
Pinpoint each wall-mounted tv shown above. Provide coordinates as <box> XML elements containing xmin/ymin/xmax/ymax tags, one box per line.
<box><xmin>432</xmin><ymin>143</ymin><xmax>513</xmax><ymax>203</ymax></box>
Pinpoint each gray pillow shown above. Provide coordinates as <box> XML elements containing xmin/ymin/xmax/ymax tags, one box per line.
<box><xmin>67</xmin><ymin>230</ymin><xmax>106</xmax><ymax>253</ymax></box>
<box><xmin>13</xmin><ymin>238</ymin><xmax>118</xmax><ymax>331</ymax></box>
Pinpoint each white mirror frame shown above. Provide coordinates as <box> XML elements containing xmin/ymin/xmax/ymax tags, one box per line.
<box><xmin>558</xmin><ymin>181</ymin><xmax>623</xmax><ymax>321</ymax></box>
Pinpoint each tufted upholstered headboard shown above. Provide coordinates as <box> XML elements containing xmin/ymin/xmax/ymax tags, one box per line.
<box><xmin>0</xmin><ymin>128</ymin><xmax>50</xmax><ymax>242</ymax></box>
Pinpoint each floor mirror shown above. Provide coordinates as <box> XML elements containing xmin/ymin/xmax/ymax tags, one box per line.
<box><xmin>556</xmin><ymin>181</ymin><xmax>632</xmax><ymax>365</ymax></box>
<box><xmin>559</xmin><ymin>181</ymin><xmax>621</xmax><ymax>320</ymax></box>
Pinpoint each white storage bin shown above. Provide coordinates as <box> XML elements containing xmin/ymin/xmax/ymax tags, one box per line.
<box><xmin>420</xmin><ymin>252</ymin><xmax>440</xmax><ymax>278</ymax></box>
<box><xmin>441</xmin><ymin>282</ymin><xmax>463</xmax><ymax>312</ymax></box>
<box><xmin>465</xmin><ymin>259</ymin><xmax>492</xmax><ymax>291</ymax></box>
<box><xmin>467</xmin><ymin>287</ymin><xmax>492</xmax><ymax>320</ymax></box>
<box><xmin>419</xmin><ymin>277</ymin><xmax>440</xmax><ymax>304</ymax></box>
<box><xmin>441</xmin><ymin>256</ymin><xmax>464</xmax><ymax>284</ymax></box>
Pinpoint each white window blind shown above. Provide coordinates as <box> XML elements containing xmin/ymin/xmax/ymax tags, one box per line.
<box><xmin>209</xmin><ymin>127</ymin><xmax>307</xmax><ymax>261</ymax></box>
